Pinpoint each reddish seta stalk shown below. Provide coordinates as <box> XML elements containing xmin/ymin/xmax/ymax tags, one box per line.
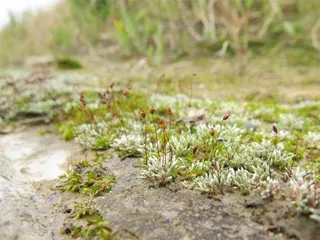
<box><xmin>150</xmin><ymin>106</ymin><xmax>160</xmax><ymax>157</ymax></box>
<box><xmin>273</xmin><ymin>125</ymin><xmax>278</xmax><ymax>148</ymax></box>
<box><xmin>167</xmin><ymin>108</ymin><xmax>174</xmax><ymax>160</ymax></box>
<box><xmin>140</xmin><ymin>109</ymin><xmax>148</xmax><ymax>163</ymax></box>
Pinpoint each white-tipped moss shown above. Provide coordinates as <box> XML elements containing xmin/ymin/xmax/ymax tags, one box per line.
<box><xmin>140</xmin><ymin>153</ymin><xmax>182</xmax><ymax>185</ymax></box>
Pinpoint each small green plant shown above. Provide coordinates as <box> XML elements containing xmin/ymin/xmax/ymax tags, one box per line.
<box><xmin>57</xmin><ymin>169</ymin><xmax>116</xmax><ymax>197</ymax></box>
<box><xmin>56</xmin><ymin>57</ymin><xmax>82</xmax><ymax>70</ymax></box>
<box><xmin>70</xmin><ymin>200</ymin><xmax>100</xmax><ymax>219</ymax></box>
<box><xmin>82</xmin><ymin>172</ymin><xmax>116</xmax><ymax>197</ymax></box>
<box><xmin>63</xmin><ymin>201</ymin><xmax>113</xmax><ymax>239</ymax></box>
<box><xmin>57</xmin><ymin>170</ymin><xmax>83</xmax><ymax>192</ymax></box>
<box><xmin>58</xmin><ymin>122</ymin><xmax>74</xmax><ymax>140</ymax></box>
<box><xmin>66</xmin><ymin>216</ymin><xmax>113</xmax><ymax>239</ymax></box>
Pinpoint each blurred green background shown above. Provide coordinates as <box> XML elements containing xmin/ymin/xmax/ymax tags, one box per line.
<box><xmin>0</xmin><ymin>0</ymin><xmax>319</xmax><ymax>67</ymax></box>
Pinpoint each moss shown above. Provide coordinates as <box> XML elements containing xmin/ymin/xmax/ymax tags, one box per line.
<box><xmin>2</xmin><ymin>65</ymin><xmax>320</xmax><ymax>225</ymax></box>
<box><xmin>57</xmin><ymin>169</ymin><xmax>116</xmax><ymax>197</ymax></box>
<box><xmin>58</xmin><ymin>123</ymin><xmax>74</xmax><ymax>141</ymax></box>
<box><xmin>71</xmin><ymin>200</ymin><xmax>100</xmax><ymax>219</ymax></box>
<box><xmin>67</xmin><ymin>217</ymin><xmax>113</xmax><ymax>239</ymax></box>
<box><xmin>62</xmin><ymin>200</ymin><xmax>114</xmax><ymax>239</ymax></box>
<box><xmin>56</xmin><ymin>57</ymin><xmax>83</xmax><ymax>70</ymax></box>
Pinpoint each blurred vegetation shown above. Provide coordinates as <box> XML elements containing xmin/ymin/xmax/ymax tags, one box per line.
<box><xmin>56</xmin><ymin>57</ymin><xmax>83</xmax><ymax>69</ymax></box>
<box><xmin>0</xmin><ymin>0</ymin><xmax>319</xmax><ymax>66</ymax></box>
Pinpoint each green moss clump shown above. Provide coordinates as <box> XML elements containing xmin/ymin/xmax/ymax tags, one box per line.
<box><xmin>56</xmin><ymin>57</ymin><xmax>82</xmax><ymax>70</ymax></box>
